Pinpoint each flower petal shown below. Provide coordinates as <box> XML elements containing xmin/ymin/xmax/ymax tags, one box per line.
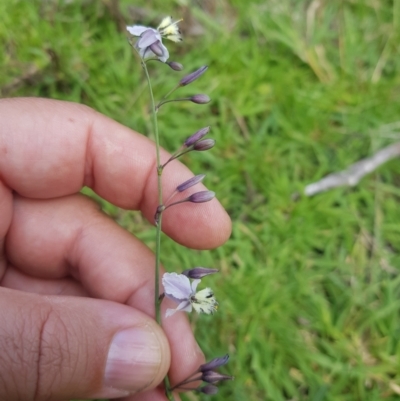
<box><xmin>134</xmin><ymin>29</ymin><xmax>169</xmax><ymax>62</ymax></box>
<box><xmin>156</xmin><ymin>42</ymin><xmax>169</xmax><ymax>62</ymax></box>
<box><xmin>191</xmin><ymin>279</ymin><xmax>201</xmax><ymax>293</ymax></box>
<box><xmin>166</xmin><ymin>308</ymin><xmax>176</xmax><ymax>318</ymax></box>
<box><xmin>143</xmin><ymin>48</ymin><xmax>168</xmax><ymax>62</ymax></box>
<box><xmin>137</xmin><ymin>29</ymin><xmax>161</xmax><ymax>48</ymax></box>
<box><xmin>166</xmin><ymin>300</ymin><xmax>192</xmax><ymax>317</ymax></box>
<box><xmin>126</xmin><ymin>25</ymin><xmax>149</xmax><ymax>36</ymax></box>
<box><xmin>163</xmin><ymin>272</ymin><xmax>192</xmax><ymax>300</ymax></box>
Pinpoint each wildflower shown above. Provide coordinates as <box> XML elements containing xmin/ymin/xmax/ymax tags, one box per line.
<box><xmin>201</xmin><ymin>370</ymin><xmax>233</xmax><ymax>384</ymax></box>
<box><xmin>176</xmin><ymin>174</ymin><xmax>206</xmax><ymax>192</ymax></box>
<box><xmin>193</xmin><ymin>139</ymin><xmax>216</xmax><ymax>151</ymax></box>
<box><xmin>188</xmin><ymin>190</ymin><xmax>215</xmax><ymax>203</ymax></box>
<box><xmin>199</xmin><ymin>355</ymin><xmax>230</xmax><ymax>372</ymax></box>
<box><xmin>159</xmin><ymin>175</ymin><xmax>207</xmax><ymax>210</ymax></box>
<box><xmin>180</xmin><ymin>66</ymin><xmax>208</xmax><ymax>86</ymax></box>
<box><xmin>167</xmin><ymin>61</ymin><xmax>184</xmax><ymax>71</ymax></box>
<box><xmin>190</xmin><ymin>94</ymin><xmax>211</xmax><ymax>104</ymax></box>
<box><xmin>170</xmin><ymin>354</ymin><xmax>233</xmax><ymax>394</ymax></box>
<box><xmin>162</xmin><ymin>272</ymin><xmax>218</xmax><ymax>317</ymax></box>
<box><xmin>161</xmin><ymin>127</ymin><xmax>211</xmax><ymax>167</ymax></box>
<box><xmin>126</xmin><ymin>16</ymin><xmax>182</xmax><ymax>62</ymax></box>
<box><xmin>163</xmin><ymin>190</ymin><xmax>215</xmax><ymax>213</ymax></box>
<box><xmin>184</xmin><ymin>126</ymin><xmax>211</xmax><ymax>147</ymax></box>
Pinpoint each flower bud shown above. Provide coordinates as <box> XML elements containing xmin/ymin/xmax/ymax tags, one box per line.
<box><xmin>167</xmin><ymin>61</ymin><xmax>184</xmax><ymax>71</ymax></box>
<box><xmin>199</xmin><ymin>355</ymin><xmax>230</xmax><ymax>372</ymax></box>
<box><xmin>182</xmin><ymin>267</ymin><xmax>219</xmax><ymax>279</ymax></box>
<box><xmin>188</xmin><ymin>191</ymin><xmax>215</xmax><ymax>203</ymax></box>
<box><xmin>193</xmin><ymin>139</ymin><xmax>215</xmax><ymax>151</ymax></box>
<box><xmin>180</xmin><ymin>65</ymin><xmax>208</xmax><ymax>86</ymax></box>
<box><xmin>177</xmin><ymin>174</ymin><xmax>206</xmax><ymax>192</ymax></box>
<box><xmin>198</xmin><ymin>384</ymin><xmax>219</xmax><ymax>395</ymax></box>
<box><xmin>190</xmin><ymin>94</ymin><xmax>211</xmax><ymax>104</ymax></box>
<box><xmin>184</xmin><ymin>126</ymin><xmax>210</xmax><ymax>147</ymax></box>
<box><xmin>202</xmin><ymin>371</ymin><xmax>234</xmax><ymax>384</ymax></box>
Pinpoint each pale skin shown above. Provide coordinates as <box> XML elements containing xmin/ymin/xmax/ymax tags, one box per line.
<box><xmin>0</xmin><ymin>98</ymin><xmax>231</xmax><ymax>401</ymax></box>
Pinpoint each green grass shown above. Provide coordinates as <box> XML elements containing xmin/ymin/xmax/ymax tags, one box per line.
<box><xmin>3</xmin><ymin>0</ymin><xmax>400</xmax><ymax>400</ymax></box>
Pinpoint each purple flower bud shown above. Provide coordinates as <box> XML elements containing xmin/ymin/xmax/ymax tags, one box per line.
<box><xmin>202</xmin><ymin>371</ymin><xmax>234</xmax><ymax>384</ymax></box>
<box><xmin>184</xmin><ymin>126</ymin><xmax>210</xmax><ymax>147</ymax></box>
<box><xmin>167</xmin><ymin>61</ymin><xmax>184</xmax><ymax>71</ymax></box>
<box><xmin>198</xmin><ymin>384</ymin><xmax>219</xmax><ymax>395</ymax></box>
<box><xmin>177</xmin><ymin>174</ymin><xmax>206</xmax><ymax>192</ymax></box>
<box><xmin>182</xmin><ymin>267</ymin><xmax>219</xmax><ymax>279</ymax></box>
<box><xmin>199</xmin><ymin>355</ymin><xmax>230</xmax><ymax>372</ymax></box>
<box><xmin>193</xmin><ymin>139</ymin><xmax>215</xmax><ymax>151</ymax></box>
<box><xmin>180</xmin><ymin>66</ymin><xmax>208</xmax><ymax>86</ymax></box>
<box><xmin>188</xmin><ymin>191</ymin><xmax>215</xmax><ymax>203</ymax></box>
<box><xmin>190</xmin><ymin>94</ymin><xmax>211</xmax><ymax>104</ymax></box>
<box><xmin>149</xmin><ymin>41</ymin><xmax>164</xmax><ymax>57</ymax></box>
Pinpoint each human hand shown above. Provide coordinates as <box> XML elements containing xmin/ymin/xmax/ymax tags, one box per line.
<box><xmin>0</xmin><ymin>98</ymin><xmax>231</xmax><ymax>401</ymax></box>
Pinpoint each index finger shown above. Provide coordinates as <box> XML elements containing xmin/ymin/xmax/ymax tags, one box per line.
<box><xmin>0</xmin><ymin>98</ymin><xmax>231</xmax><ymax>249</ymax></box>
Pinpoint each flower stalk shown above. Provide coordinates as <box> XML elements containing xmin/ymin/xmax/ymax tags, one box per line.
<box><xmin>127</xmin><ymin>16</ymin><xmax>231</xmax><ymax>399</ymax></box>
<box><xmin>141</xmin><ymin>59</ymin><xmax>163</xmax><ymax>325</ymax></box>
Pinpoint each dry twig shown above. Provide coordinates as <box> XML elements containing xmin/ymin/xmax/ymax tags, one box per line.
<box><xmin>304</xmin><ymin>142</ymin><xmax>400</xmax><ymax>196</ymax></box>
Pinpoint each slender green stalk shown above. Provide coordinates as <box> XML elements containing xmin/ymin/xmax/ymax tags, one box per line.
<box><xmin>141</xmin><ymin>60</ymin><xmax>163</xmax><ymax>325</ymax></box>
<box><xmin>160</xmin><ymin>83</ymin><xmax>180</xmax><ymax>101</ymax></box>
<box><xmin>141</xmin><ymin>59</ymin><xmax>175</xmax><ymax>401</ymax></box>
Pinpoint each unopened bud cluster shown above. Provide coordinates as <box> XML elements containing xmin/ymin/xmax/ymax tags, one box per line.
<box><xmin>154</xmin><ymin>174</ymin><xmax>215</xmax><ymax>224</ymax></box>
<box><xmin>162</xmin><ymin>125</ymin><xmax>216</xmax><ymax>169</ymax></box>
<box><xmin>170</xmin><ymin>354</ymin><xmax>233</xmax><ymax>395</ymax></box>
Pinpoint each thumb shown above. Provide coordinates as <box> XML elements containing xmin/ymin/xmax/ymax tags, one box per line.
<box><xmin>0</xmin><ymin>288</ymin><xmax>170</xmax><ymax>400</ymax></box>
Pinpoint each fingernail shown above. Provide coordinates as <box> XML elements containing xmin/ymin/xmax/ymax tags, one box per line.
<box><xmin>104</xmin><ymin>325</ymin><xmax>162</xmax><ymax>393</ymax></box>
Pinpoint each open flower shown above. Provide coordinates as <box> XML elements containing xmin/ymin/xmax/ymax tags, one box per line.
<box><xmin>126</xmin><ymin>16</ymin><xmax>182</xmax><ymax>62</ymax></box>
<box><xmin>162</xmin><ymin>272</ymin><xmax>217</xmax><ymax>317</ymax></box>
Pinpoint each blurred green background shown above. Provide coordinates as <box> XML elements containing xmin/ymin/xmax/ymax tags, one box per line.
<box><xmin>3</xmin><ymin>0</ymin><xmax>400</xmax><ymax>400</ymax></box>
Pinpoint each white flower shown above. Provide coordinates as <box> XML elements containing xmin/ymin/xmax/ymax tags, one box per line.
<box><xmin>126</xmin><ymin>16</ymin><xmax>182</xmax><ymax>63</ymax></box>
<box><xmin>162</xmin><ymin>272</ymin><xmax>218</xmax><ymax>317</ymax></box>
<box><xmin>126</xmin><ymin>26</ymin><xmax>169</xmax><ymax>62</ymax></box>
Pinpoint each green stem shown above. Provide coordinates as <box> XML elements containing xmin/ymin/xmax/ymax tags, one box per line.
<box><xmin>141</xmin><ymin>60</ymin><xmax>163</xmax><ymax>326</ymax></box>
<box><xmin>163</xmin><ymin>83</ymin><xmax>181</xmax><ymax>100</ymax></box>
<box><xmin>141</xmin><ymin>59</ymin><xmax>176</xmax><ymax>401</ymax></box>
<box><xmin>164</xmin><ymin>376</ymin><xmax>174</xmax><ymax>401</ymax></box>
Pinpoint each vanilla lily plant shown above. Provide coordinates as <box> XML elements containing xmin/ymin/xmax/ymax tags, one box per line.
<box><xmin>126</xmin><ymin>16</ymin><xmax>232</xmax><ymax>400</ymax></box>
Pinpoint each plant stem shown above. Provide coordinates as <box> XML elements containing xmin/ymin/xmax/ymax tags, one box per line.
<box><xmin>142</xmin><ymin>60</ymin><xmax>163</xmax><ymax>325</ymax></box>
<box><xmin>142</xmin><ymin>59</ymin><xmax>176</xmax><ymax>401</ymax></box>
<box><xmin>160</xmin><ymin>83</ymin><xmax>180</xmax><ymax>102</ymax></box>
